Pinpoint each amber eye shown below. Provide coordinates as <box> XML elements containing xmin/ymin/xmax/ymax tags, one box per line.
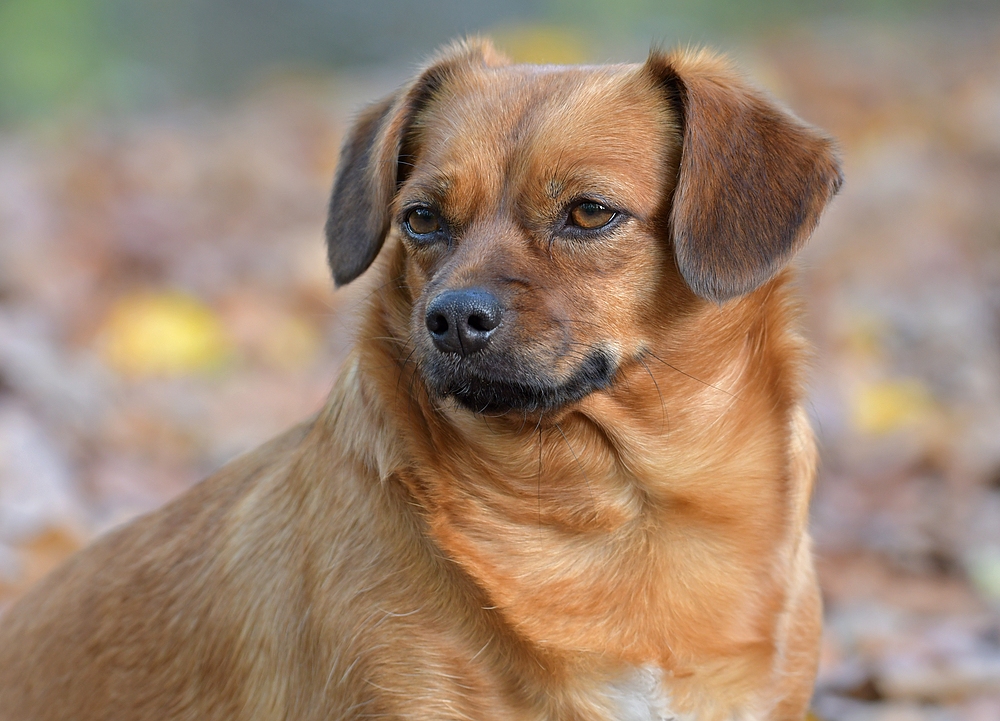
<box><xmin>405</xmin><ymin>207</ymin><xmax>441</xmax><ymax>236</ymax></box>
<box><xmin>568</xmin><ymin>202</ymin><xmax>616</xmax><ymax>230</ymax></box>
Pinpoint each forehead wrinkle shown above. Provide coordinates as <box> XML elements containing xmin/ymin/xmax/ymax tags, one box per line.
<box><xmin>404</xmin><ymin>64</ymin><xmax>670</xmax><ymax>224</ymax></box>
<box><xmin>487</xmin><ymin>71</ymin><xmax>606</xmax><ymax>214</ymax></box>
<box><xmin>402</xmin><ymin>150</ymin><xmax>500</xmax><ymax>223</ymax></box>
<box><xmin>503</xmin><ymin>76</ymin><xmax>670</xmax><ymax>216</ymax></box>
<box><xmin>410</xmin><ymin>78</ymin><xmax>533</xmax><ymax>222</ymax></box>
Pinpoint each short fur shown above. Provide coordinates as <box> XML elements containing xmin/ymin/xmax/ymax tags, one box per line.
<box><xmin>0</xmin><ymin>39</ymin><xmax>841</xmax><ymax>721</ymax></box>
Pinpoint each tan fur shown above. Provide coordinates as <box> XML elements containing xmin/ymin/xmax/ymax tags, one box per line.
<box><xmin>0</xmin><ymin>39</ymin><xmax>841</xmax><ymax>720</ymax></box>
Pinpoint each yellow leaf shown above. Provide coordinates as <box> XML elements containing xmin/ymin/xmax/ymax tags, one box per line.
<box><xmin>489</xmin><ymin>25</ymin><xmax>588</xmax><ymax>65</ymax></box>
<box><xmin>102</xmin><ymin>292</ymin><xmax>231</xmax><ymax>377</ymax></box>
<box><xmin>851</xmin><ymin>379</ymin><xmax>934</xmax><ymax>435</ymax></box>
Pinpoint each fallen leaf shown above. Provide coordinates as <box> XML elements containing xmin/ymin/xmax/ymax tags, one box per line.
<box><xmin>851</xmin><ymin>379</ymin><xmax>935</xmax><ymax>435</ymax></box>
<box><xmin>101</xmin><ymin>292</ymin><xmax>232</xmax><ymax>377</ymax></box>
<box><xmin>489</xmin><ymin>25</ymin><xmax>588</xmax><ymax>65</ymax></box>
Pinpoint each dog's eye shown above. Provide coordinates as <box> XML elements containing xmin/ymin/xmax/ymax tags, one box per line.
<box><xmin>568</xmin><ymin>202</ymin><xmax>616</xmax><ymax>230</ymax></box>
<box><xmin>405</xmin><ymin>207</ymin><xmax>441</xmax><ymax>237</ymax></box>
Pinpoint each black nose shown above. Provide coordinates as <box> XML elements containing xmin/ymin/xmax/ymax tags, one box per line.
<box><xmin>425</xmin><ymin>289</ymin><xmax>503</xmax><ymax>356</ymax></box>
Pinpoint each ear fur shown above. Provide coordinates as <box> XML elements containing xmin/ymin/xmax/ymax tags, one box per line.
<box><xmin>646</xmin><ymin>49</ymin><xmax>843</xmax><ymax>302</ymax></box>
<box><xmin>325</xmin><ymin>38</ymin><xmax>508</xmax><ymax>286</ymax></box>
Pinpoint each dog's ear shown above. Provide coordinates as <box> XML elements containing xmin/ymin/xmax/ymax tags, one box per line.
<box><xmin>325</xmin><ymin>38</ymin><xmax>508</xmax><ymax>286</ymax></box>
<box><xmin>645</xmin><ymin>50</ymin><xmax>843</xmax><ymax>303</ymax></box>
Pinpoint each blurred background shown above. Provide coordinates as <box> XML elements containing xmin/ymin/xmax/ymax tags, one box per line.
<box><xmin>1</xmin><ymin>1</ymin><xmax>999</xmax><ymax>718</ymax></box>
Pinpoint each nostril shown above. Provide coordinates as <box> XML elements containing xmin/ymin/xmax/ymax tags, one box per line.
<box><xmin>427</xmin><ymin>313</ymin><xmax>449</xmax><ymax>336</ymax></box>
<box><xmin>467</xmin><ymin>313</ymin><xmax>491</xmax><ymax>333</ymax></box>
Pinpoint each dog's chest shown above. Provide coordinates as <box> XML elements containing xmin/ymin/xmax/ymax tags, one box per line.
<box><xmin>595</xmin><ymin>666</ymin><xmax>691</xmax><ymax>721</ymax></box>
<box><xmin>593</xmin><ymin>667</ymin><xmax>766</xmax><ymax>721</ymax></box>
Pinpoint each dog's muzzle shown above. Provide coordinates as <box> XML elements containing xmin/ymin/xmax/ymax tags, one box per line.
<box><xmin>419</xmin><ymin>288</ymin><xmax>617</xmax><ymax>414</ymax></box>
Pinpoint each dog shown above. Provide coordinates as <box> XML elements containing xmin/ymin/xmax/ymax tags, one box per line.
<box><xmin>0</xmin><ymin>39</ymin><xmax>842</xmax><ymax>720</ymax></box>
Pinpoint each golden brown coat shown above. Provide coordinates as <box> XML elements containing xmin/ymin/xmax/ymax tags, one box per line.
<box><xmin>0</xmin><ymin>39</ymin><xmax>841</xmax><ymax>721</ymax></box>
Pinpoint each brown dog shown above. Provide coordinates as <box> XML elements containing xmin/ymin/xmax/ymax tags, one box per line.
<box><xmin>0</xmin><ymin>39</ymin><xmax>841</xmax><ymax>720</ymax></box>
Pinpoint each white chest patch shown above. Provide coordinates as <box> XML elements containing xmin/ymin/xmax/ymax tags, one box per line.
<box><xmin>602</xmin><ymin>665</ymin><xmax>690</xmax><ymax>721</ymax></box>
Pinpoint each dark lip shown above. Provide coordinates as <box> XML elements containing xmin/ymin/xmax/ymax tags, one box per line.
<box><xmin>424</xmin><ymin>349</ymin><xmax>617</xmax><ymax>414</ymax></box>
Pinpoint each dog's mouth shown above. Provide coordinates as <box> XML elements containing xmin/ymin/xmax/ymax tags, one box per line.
<box><xmin>422</xmin><ymin>348</ymin><xmax>617</xmax><ymax>414</ymax></box>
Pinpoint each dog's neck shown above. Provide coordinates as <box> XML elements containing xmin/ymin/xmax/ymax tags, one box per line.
<box><xmin>332</xmin><ymin>269</ymin><xmax>810</xmax><ymax>714</ymax></box>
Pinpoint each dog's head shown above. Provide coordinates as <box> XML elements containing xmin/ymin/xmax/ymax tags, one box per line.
<box><xmin>325</xmin><ymin>39</ymin><xmax>841</xmax><ymax>415</ymax></box>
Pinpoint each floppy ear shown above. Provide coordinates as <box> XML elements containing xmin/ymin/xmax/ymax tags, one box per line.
<box><xmin>325</xmin><ymin>38</ymin><xmax>507</xmax><ymax>286</ymax></box>
<box><xmin>646</xmin><ymin>50</ymin><xmax>843</xmax><ymax>303</ymax></box>
<box><xmin>324</xmin><ymin>96</ymin><xmax>397</xmax><ymax>287</ymax></box>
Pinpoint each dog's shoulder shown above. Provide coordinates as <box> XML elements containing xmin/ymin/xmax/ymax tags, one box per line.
<box><xmin>0</xmin><ymin>421</ymin><xmax>321</xmax><ymax>717</ymax></box>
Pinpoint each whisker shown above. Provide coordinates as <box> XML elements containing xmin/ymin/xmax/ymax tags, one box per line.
<box><xmin>515</xmin><ymin>409</ymin><xmax>529</xmax><ymax>435</ymax></box>
<box><xmin>394</xmin><ymin>345</ymin><xmax>418</xmax><ymax>411</ymax></box>
<box><xmin>368</xmin><ymin>335</ymin><xmax>412</xmax><ymax>347</ymax></box>
<box><xmin>535</xmin><ymin>414</ymin><xmax>545</xmax><ymax>537</ymax></box>
<box><xmin>644</xmin><ymin>350</ymin><xmax>738</xmax><ymax>398</ymax></box>
<box><xmin>638</xmin><ymin>356</ymin><xmax>668</xmax><ymax>435</ymax></box>
<box><xmin>405</xmin><ymin>356</ymin><xmax>423</xmax><ymax>426</ymax></box>
<box><xmin>481</xmin><ymin>412</ymin><xmax>498</xmax><ymax>435</ymax></box>
<box><xmin>351</xmin><ymin>273</ymin><xmax>408</xmax><ymax>310</ymax></box>
<box><xmin>554</xmin><ymin>422</ymin><xmax>597</xmax><ymax>513</ymax></box>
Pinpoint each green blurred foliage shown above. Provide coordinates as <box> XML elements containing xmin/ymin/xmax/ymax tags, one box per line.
<box><xmin>0</xmin><ymin>0</ymin><xmax>994</xmax><ymax>124</ymax></box>
<box><xmin>547</xmin><ymin>0</ymin><xmax>950</xmax><ymax>33</ymax></box>
<box><xmin>0</xmin><ymin>0</ymin><xmax>110</xmax><ymax>116</ymax></box>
